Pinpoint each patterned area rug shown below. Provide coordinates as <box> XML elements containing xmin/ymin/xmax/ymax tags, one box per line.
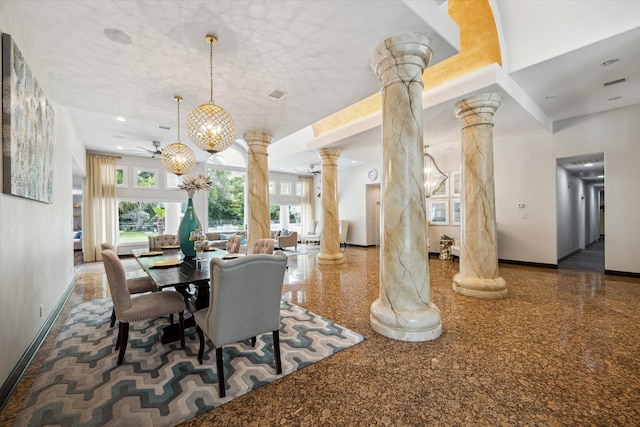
<box><xmin>15</xmin><ymin>299</ymin><xmax>365</xmax><ymax>426</ymax></box>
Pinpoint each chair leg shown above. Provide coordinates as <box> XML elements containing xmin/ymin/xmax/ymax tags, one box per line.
<box><xmin>273</xmin><ymin>330</ymin><xmax>282</xmax><ymax>374</ymax></box>
<box><xmin>216</xmin><ymin>347</ymin><xmax>226</xmax><ymax>398</ymax></box>
<box><xmin>178</xmin><ymin>312</ymin><xmax>185</xmax><ymax>349</ymax></box>
<box><xmin>170</xmin><ymin>313</ymin><xmax>174</xmax><ymax>325</ymax></box>
<box><xmin>196</xmin><ymin>325</ymin><xmax>205</xmax><ymax>364</ymax></box>
<box><xmin>117</xmin><ymin>322</ymin><xmax>129</xmax><ymax>365</ymax></box>
<box><xmin>110</xmin><ymin>308</ymin><xmax>116</xmax><ymax>327</ymax></box>
<box><xmin>251</xmin><ymin>336</ymin><xmax>256</xmax><ymax>347</ymax></box>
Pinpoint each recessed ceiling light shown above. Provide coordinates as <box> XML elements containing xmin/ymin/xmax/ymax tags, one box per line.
<box><xmin>584</xmin><ymin>163</ymin><xmax>594</xmax><ymax>167</ymax></box>
<box><xmin>116</xmin><ymin>116</ymin><xmax>126</xmax><ymax>122</ymax></box>
<box><xmin>597</xmin><ymin>175</ymin><xmax>605</xmax><ymax>178</ymax></box>
<box><xmin>104</xmin><ymin>28</ymin><xmax>133</xmax><ymax>45</ymax></box>
<box><xmin>116</xmin><ymin>146</ymin><xmax>124</xmax><ymax>150</ymax></box>
<box><xmin>601</xmin><ymin>58</ymin><xmax>619</xmax><ymax>66</ymax></box>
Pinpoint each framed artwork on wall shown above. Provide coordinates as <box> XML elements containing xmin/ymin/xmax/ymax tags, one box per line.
<box><xmin>451</xmin><ymin>199</ymin><xmax>461</xmax><ymax>226</ymax></box>
<box><xmin>451</xmin><ymin>171</ymin><xmax>461</xmax><ymax>197</ymax></box>
<box><xmin>133</xmin><ymin>167</ymin><xmax>159</xmax><ymax>189</ymax></box>
<box><xmin>2</xmin><ymin>33</ymin><xmax>55</xmax><ymax>203</ymax></box>
<box><xmin>431</xmin><ymin>174</ymin><xmax>449</xmax><ymax>198</ymax></box>
<box><xmin>428</xmin><ymin>199</ymin><xmax>449</xmax><ymax>225</ymax></box>
<box><xmin>116</xmin><ymin>166</ymin><xmax>128</xmax><ymax>188</ymax></box>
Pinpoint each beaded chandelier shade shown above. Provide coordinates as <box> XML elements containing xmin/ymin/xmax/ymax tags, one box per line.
<box><xmin>424</xmin><ymin>148</ymin><xmax>447</xmax><ymax>198</ymax></box>
<box><xmin>186</xmin><ymin>35</ymin><xmax>236</xmax><ymax>154</ymax></box>
<box><xmin>161</xmin><ymin>96</ymin><xmax>196</xmax><ymax>176</ymax></box>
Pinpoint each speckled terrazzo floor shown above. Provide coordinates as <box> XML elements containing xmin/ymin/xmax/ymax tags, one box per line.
<box><xmin>2</xmin><ymin>245</ymin><xmax>639</xmax><ymax>426</ymax></box>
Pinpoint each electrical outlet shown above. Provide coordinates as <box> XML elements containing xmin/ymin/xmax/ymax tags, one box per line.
<box><xmin>39</xmin><ymin>304</ymin><xmax>43</xmax><ymax>317</ymax></box>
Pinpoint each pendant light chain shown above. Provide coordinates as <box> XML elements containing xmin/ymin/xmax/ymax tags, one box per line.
<box><xmin>176</xmin><ymin>97</ymin><xmax>181</xmax><ymax>141</ymax></box>
<box><xmin>209</xmin><ymin>38</ymin><xmax>214</xmax><ymax>104</ymax></box>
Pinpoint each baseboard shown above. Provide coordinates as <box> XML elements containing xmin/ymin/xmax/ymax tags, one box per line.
<box><xmin>498</xmin><ymin>258</ymin><xmax>558</xmax><ymax>269</ymax></box>
<box><xmin>0</xmin><ymin>277</ymin><xmax>76</xmax><ymax>412</ymax></box>
<box><xmin>604</xmin><ymin>269</ymin><xmax>640</xmax><ymax>278</ymax></box>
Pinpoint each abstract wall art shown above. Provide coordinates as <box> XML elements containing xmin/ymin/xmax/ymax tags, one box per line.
<box><xmin>2</xmin><ymin>33</ymin><xmax>54</xmax><ymax>203</ymax></box>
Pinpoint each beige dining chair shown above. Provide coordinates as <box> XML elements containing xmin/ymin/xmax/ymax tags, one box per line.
<box><xmin>102</xmin><ymin>249</ymin><xmax>186</xmax><ymax>365</ymax></box>
<box><xmin>225</xmin><ymin>235</ymin><xmax>242</xmax><ymax>253</ymax></box>
<box><xmin>148</xmin><ymin>234</ymin><xmax>179</xmax><ymax>250</ymax></box>
<box><xmin>101</xmin><ymin>242</ymin><xmax>157</xmax><ymax>327</ymax></box>
<box><xmin>194</xmin><ymin>252</ymin><xmax>288</xmax><ymax>397</ymax></box>
<box><xmin>253</xmin><ymin>238</ymin><xmax>274</xmax><ymax>254</ymax></box>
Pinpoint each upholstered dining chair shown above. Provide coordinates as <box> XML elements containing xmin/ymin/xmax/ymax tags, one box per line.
<box><xmin>225</xmin><ymin>235</ymin><xmax>242</xmax><ymax>253</ymax></box>
<box><xmin>194</xmin><ymin>252</ymin><xmax>288</xmax><ymax>397</ymax></box>
<box><xmin>101</xmin><ymin>242</ymin><xmax>157</xmax><ymax>327</ymax></box>
<box><xmin>148</xmin><ymin>234</ymin><xmax>179</xmax><ymax>250</ymax></box>
<box><xmin>101</xmin><ymin>249</ymin><xmax>186</xmax><ymax>365</ymax></box>
<box><xmin>252</xmin><ymin>238</ymin><xmax>274</xmax><ymax>254</ymax></box>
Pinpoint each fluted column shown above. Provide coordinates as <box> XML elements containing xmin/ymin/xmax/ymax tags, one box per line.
<box><xmin>317</xmin><ymin>148</ymin><xmax>344</xmax><ymax>265</ymax></box>
<box><xmin>245</xmin><ymin>131</ymin><xmax>271</xmax><ymax>254</ymax></box>
<box><xmin>369</xmin><ymin>33</ymin><xmax>442</xmax><ymax>341</ymax></box>
<box><xmin>452</xmin><ymin>93</ymin><xmax>507</xmax><ymax>298</ymax></box>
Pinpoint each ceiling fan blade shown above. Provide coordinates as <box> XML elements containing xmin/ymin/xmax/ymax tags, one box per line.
<box><xmin>136</xmin><ymin>146</ymin><xmax>155</xmax><ymax>154</ymax></box>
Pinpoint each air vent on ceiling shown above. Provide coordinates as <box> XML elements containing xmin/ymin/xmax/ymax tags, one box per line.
<box><xmin>268</xmin><ymin>89</ymin><xmax>287</xmax><ymax>100</ymax></box>
<box><xmin>159</xmin><ymin>125</ymin><xmax>171</xmax><ymax>130</ymax></box>
<box><xmin>603</xmin><ymin>77</ymin><xmax>626</xmax><ymax>87</ymax></box>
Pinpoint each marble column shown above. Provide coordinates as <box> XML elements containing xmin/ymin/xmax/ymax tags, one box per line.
<box><xmin>317</xmin><ymin>148</ymin><xmax>344</xmax><ymax>265</ymax></box>
<box><xmin>245</xmin><ymin>131</ymin><xmax>271</xmax><ymax>254</ymax></box>
<box><xmin>369</xmin><ymin>33</ymin><xmax>442</xmax><ymax>341</ymax></box>
<box><xmin>452</xmin><ymin>93</ymin><xmax>507</xmax><ymax>298</ymax></box>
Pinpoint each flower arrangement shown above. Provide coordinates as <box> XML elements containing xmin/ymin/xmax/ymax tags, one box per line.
<box><xmin>178</xmin><ymin>173</ymin><xmax>212</xmax><ymax>198</ymax></box>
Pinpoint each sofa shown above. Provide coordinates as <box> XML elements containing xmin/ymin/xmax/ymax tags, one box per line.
<box><xmin>206</xmin><ymin>232</ymin><xmax>230</xmax><ymax>249</ymax></box>
<box><xmin>73</xmin><ymin>230</ymin><xmax>83</xmax><ymax>251</ymax></box>
<box><xmin>272</xmin><ymin>230</ymin><xmax>298</xmax><ymax>250</ymax></box>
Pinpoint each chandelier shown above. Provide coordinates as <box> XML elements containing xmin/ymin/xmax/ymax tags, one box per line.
<box><xmin>186</xmin><ymin>34</ymin><xmax>236</xmax><ymax>154</ymax></box>
<box><xmin>424</xmin><ymin>146</ymin><xmax>447</xmax><ymax>198</ymax></box>
<box><xmin>161</xmin><ymin>96</ymin><xmax>196</xmax><ymax>176</ymax></box>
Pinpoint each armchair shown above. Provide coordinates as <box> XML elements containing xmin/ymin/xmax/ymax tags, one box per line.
<box><xmin>275</xmin><ymin>231</ymin><xmax>298</xmax><ymax>250</ymax></box>
<box><xmin>194</xmin><ymin>252</ymin><xmax>288</xmax><ymax>397</ymax></box>
<box><xmin>304</xmin><ymin>221</ymin><xmax>321</xmax><ymax>245</ymax></box>
<box><xmin>101</xmin><ymin>250</ymin><xmax>186</xmax><ymax>365</ymax></box>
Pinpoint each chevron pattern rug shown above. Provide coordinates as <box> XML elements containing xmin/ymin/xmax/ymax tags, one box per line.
<box><xmin>14</xmin><ymin>298</ymin><xmax>364</xmax><ymax>427</ymax></box>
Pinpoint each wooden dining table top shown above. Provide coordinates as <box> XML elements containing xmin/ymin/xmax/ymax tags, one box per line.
<box><xmin>131</xmin><ymin>247</ymin><xmax>237</xmax><ymax>288</ymax></box>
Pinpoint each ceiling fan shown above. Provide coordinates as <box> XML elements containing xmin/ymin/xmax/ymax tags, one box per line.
<box><xmin>135</xmin><ymin>140</ymin><xmax>163</xmax><ymax>158</ymax></box>
<box><xmin>296</xmin><ymin>164</ymin><xmax>322</xmax><ymax>175</ymax></box>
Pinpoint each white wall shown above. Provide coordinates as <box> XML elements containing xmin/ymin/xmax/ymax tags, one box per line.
<box><xmin>553</xmin><ymin>105</ymin><xmax>640</xmax><ymax>273</ymax></box>
<box><xmin>0</xmin><ymin>1</ymin><xmax>85</xmax><ymax>385</ymax></box>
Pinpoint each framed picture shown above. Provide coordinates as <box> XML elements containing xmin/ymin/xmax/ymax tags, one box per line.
<box><xmin>133</xmin><ymin>167</ymin><xmax>159</xmax><ymax>189</ymax></box>
<box><xmin>451</xmin><ymin>199</ymin><xmax>461</xmax><ymax>226</ymax></box>
<box><xmin>431</xmin><ymin>174</ymin><xmax>449</xmax><ymax>198</ymax></box>
<box><xmin>2</xmin><ymin>33</ymin><xmax>55</xmax><ymax>203</ymax></box>
<box><xmin>116</xmin><ymin>165</ymin><xmax>128</xmax><ymax>188</ymax></box>
<box><xmin>450</xmin><ymin>171</ymin><xmax>461</xmax><ymax>197</ymax></box>
<box><xmin>428</xmin><ymin>199</ymin><xmax>449</xmax><ymax>225</ymax></box>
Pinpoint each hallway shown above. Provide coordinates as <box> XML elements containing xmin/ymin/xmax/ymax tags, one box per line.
<box><xmin>558</xmin><ymin>238</ymin><xmax>605</xmax><ymax>273</ymax></box>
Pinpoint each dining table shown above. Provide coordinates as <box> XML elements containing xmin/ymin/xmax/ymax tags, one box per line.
<box><xmin>131</xmin><ymin>247</ymin><xmax>245</xmax><ymax>343</ymax></box>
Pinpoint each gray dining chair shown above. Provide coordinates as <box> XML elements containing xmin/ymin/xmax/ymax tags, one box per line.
<box><xmin>252</xmin><ymin>238</ymin><xmax>274</xmax><ymax>254</ymax></box>
<box><xmin>225</xmin><ymin>235</ymin><xmax>242</xmax><ymax>253</ymax></box>
<box><xmin>194</xmin><ymin>252</ymin><xmax>288</xmax><ymax>397</ymax></box>
<box><xmin>102</xmin><ymin>249</ymin><xmax>186</xmax><ymax>365</ymax></box>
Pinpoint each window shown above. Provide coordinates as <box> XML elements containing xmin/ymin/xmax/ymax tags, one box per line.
<box><xmin>280</xmin><ymin>181</ymin><xmax>292</xmax><ymax>195</ymax></box>
<box><xmin>206</xmin><ymin>145</ymin><xmax>247</xmax><ymax>232</ymax></box>
<box><xmin>116</xmin><ymin>166</ymin><xmax>127</xmax><ymax>188</ymax></box>
<box><xmin>118</xmin><ymin>201</ymin><xmax>177</xmax><ymax>242</ymax></box>
<box><xmin>165</xmin><ymin>171</ymin><xmax>183</xmax><ymax>190</ymax></box>
<box><xmin>134</xmin><ymin>167</ymin><xmax>158</xmax><ymax>189</ymax></box>
<box><xmin>296</xmin><ymin>182</ymin><xmax>302</xmax><ymax>196</ymax></box>
<box><xmin>269</xmin><ymin>181</ymin><xmax>275</xmax><ymax>195</ymax></box>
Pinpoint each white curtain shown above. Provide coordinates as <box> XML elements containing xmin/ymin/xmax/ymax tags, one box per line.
<box><xmin>300</xmin><ymin>176</ymin><xmax>315</xmax><ymax>237</ymax></box>
<box><xmin>84</xmin><ymin>154</ymin><xmax>117</xmax><ymax>262</ymax></box>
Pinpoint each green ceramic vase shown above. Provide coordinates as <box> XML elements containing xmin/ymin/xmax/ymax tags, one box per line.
<box><xmin>178</xmin><ymin>198</ymin><xmax>201</xmax><ymax>257</ymax></box>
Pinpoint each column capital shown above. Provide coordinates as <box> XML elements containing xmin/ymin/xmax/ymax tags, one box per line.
<box><xmin>243</xmin><ymin>131</ymin><xmax>271</xmax><ymax>152</ymax></box>
<box><xmin>318</xmin><ymin>148</ymin><xmax>341</xmax><ymax>166</ymax></box>
<box><xmin>454</xmin><ymin>93</ymin><xmax>501</xmax><ymax>129</ymax></box>
<box><xmin>372</xmin><ymin>33</ymin><xmax>432</xmax><ymax>89</ymax></box>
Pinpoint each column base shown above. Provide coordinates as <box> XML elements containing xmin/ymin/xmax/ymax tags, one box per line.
<box><xmin>452</xmin><ymin>273</ymin><xmax>507</xmax><ymax>298</ymax></box>
<box><xmin>317</xmin><ymin>252</ymin><xmax>345</xmax><ymax>265</ymax></box>
<box><xmin>369</xmin><ymin>300</ymin><xmax>442</xmax><ymax>342</ymax></box>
